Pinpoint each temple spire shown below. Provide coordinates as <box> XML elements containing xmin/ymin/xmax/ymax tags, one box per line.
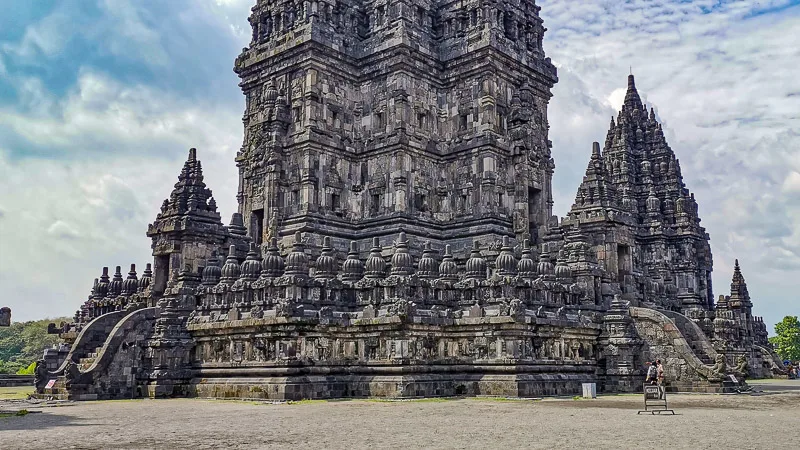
<box><xmin>567</xmin><ymin>142</ymin><xmax>619</xmax><ymax>217</ymax></box>
<box><xmin>152</xmin><ymin>148</ymin><xmax>220</xmax><ymax>221</ymax></box>
<box><xmin>624</xmin><ymin>74</ymin><xmax>644</xmax><ymax>112</ymax></box>
<box><xmin>733</xmin><ymin>259</ymin><xmax>742</xmax><ymax>280</ymax></box>
<box><xmin>146</xmin><ymin>148</ymin><xmax>230</xmax><ymax>294</ymax></box>
<box><xmin>728</xmin><ymin>258</ymin><xmax>752</xmax><ymax>312</ymax></box>
<box><xmin>581</xmin><ymin>142</ymin><xmax>604</xmax><ymax>178</ymax></box>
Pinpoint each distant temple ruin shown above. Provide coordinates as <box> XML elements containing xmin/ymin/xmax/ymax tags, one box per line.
<box><xmin>39</xmin><ymin>0</ymin><xmax>783</xmax><ymax>400</ymax></box>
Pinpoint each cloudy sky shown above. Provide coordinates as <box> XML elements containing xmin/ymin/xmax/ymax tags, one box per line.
<box><xmin>0</xmin><ymin>0</ymin><xmax>797</xmax><ymax>331</ymax></box>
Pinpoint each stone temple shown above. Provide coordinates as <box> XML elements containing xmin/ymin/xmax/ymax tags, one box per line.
<box><xmin>38</xmin><ymin>0</ymin><xmax>784</xmax><ymax>400</ymax></box>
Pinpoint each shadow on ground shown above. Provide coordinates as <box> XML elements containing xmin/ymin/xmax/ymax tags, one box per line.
<box><xmin>749</xmin><ymin>379</ymin><xmax>800</xmax><ymax>391</ymax></box>
<box><xmin>0</xmin><ymin>409</ymin><xmax>99</xmax><ymax>432</ymax></box>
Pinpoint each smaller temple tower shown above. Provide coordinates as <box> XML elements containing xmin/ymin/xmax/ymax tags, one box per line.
<box><xmin>147</xmin><ymin>149</ymin><xmax>246</xmax><ymax>296</ymax></box>
<box><xmin>561</xmin><ymin>75</ymin><xmax>713</xmax><ymax>313</ymax></box>
<box><xmin>715</xmin><ymin>260</ymin><xmax>768</xmax><ymax>349</ymax></box>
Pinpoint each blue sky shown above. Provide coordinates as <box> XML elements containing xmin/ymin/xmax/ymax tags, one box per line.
<box><xmin>0</xmin><ymin>0</ymin><xmax>798</xmax><ymax>331</ymax></box>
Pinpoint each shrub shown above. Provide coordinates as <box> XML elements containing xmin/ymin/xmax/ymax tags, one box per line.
<box><xmin>16</xmin><ymin>362</ymin><xmax>36</xmax><ymax>375</ymax></box>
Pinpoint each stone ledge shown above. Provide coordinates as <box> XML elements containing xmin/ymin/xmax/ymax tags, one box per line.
<box><xmin>187</xmin><ymin>372</ymin><xmax>595</xmax><ymax>400</ymax></box>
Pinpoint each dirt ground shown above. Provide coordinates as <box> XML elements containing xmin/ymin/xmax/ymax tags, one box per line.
<box><xmin>2</xmin><ymin>382</ymin><xmax>799</xmax><ymax>449</ymax></box>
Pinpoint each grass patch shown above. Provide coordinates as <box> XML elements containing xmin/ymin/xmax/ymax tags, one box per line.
<box><xmin>95</xmin><ymin>399</ymin><xmax>145</xmax><ymax>403</ymax></box>
<box><xmin>366</xmin><ymin>397</ymin><xmax>458</xmax><ymax>403</ymax></box>
<box><xmin>0</xmin><ymin>386</ymin><xmax>34</xmax><ymax>400</ymax></box>
<box><xmin>467</xmin><ymin>396</ymin><xmax>540</xmax><ymax>402</ymax></box>
<box><xmin>299</xmin><ymin>396</ymin><xmax>541</xmax><ymax>404</ymax></box>
<box><xmin>0</xmin><ymin>410</ymin><xmax>30</xmax><ymax>419</ymax></box>
<box><xmin>286</xmin><ymin>399</ymin><xmax>330</xmax><ymax>405</ymax></box>
<box><xmin>217</xmin><ymin>400</ymin><xmax>276</xmax><ymax>406</ymax></box>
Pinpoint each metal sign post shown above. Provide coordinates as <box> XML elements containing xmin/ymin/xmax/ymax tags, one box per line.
<box><xmin>637</xmin><ymin>384</ymin><xmax>675</xmax><ymax>415</ymax></box>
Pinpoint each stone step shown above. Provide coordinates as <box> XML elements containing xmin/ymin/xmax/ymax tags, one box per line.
<box><xmin>30</xmin><ymin>392</ymin><xmax>71</xmax><ymax>401</ymax></box>
<box><xmin>40</xmin><ymin>377</ymin><xmax>69</xmax><ymax>399</ymax></box>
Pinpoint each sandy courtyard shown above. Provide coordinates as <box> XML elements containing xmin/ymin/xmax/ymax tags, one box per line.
<box><xmin>2</xmin><ymin>383</ymin><xmax>799</xmax><ymax>449</ymax></box>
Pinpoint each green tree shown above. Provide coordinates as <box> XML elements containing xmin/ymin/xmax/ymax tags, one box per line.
<box><xmin>0</xmin><ymin>318</ymin><xmax>70</xmax><ymax>374</ymax></box>
<box><xmin>769</xmin><ymin>316</ymin><xmax>800</xmax><ymax>362</ymax></box>
<box><xmin>16</xmin><ymin>362</ymin><xmax>36</xmax><ymax>375</ymax></box>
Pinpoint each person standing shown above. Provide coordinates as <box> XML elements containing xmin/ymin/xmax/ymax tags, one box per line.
<box><xmin>656</xmin><ymin>359</ymin><xmax>665</xmax><ymax>386</ymax></box>
<box><xmin>646</xmin><ymin>361</ymin><xmax>658</xmax><ymax>385</ymax></box>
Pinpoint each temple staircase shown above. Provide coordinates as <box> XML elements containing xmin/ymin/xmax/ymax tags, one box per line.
<box><xmin>630</xmin><ymin>307</ymin><xmax>723</xmax><ymax>392</ymax></box>
<box><xmin>756</xmin><ymin>344</ymin><xmax>788</xmax><ymax>376</ymax></box>
<box><xmin>36</xmin><ymin>344</ymin><xmax>106</xmax><ymax>399</ymax></box>
<box><xmin>660</xmin><ymin>310</ymin><xmax>718</xmax><ymax>365</ymax></box>
<box><xmin>77</xmin><ymin>345</ymin><xmax>105</xmax><ymax>370</ymax></box>
<box><xmin>34</xmin><ymin>307</ymin><xmax>159</xmax><ymax>400</ymax></box>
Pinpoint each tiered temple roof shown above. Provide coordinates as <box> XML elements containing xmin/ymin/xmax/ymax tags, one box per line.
<box><xmin>564</xmin><ymin>75</ymin><xmax>714</xmax><ymax>312</ymax></box>
<box><xmin>151</xmin><ymin>148</ymin><xmax>220</xmax><ymax>225</ymax></box>
<box><xmin>726</xmin><ymin>259</ymin><xmax>753</xmax><ymax>312</ymax></box>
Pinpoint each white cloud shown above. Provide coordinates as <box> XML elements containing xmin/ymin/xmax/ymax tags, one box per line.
<box><xmin>0</xmin><ymin>69</ymin><xmax>241</xmax><ymax>160</ymax></box>
<box><xmin>46</xmin><ymin>220</ymin><xmax>82</xmax><ymax>240</ymax></box>
<box><xmin>1</xmin><ymin>9</ymin><xmax>74</xmax><ymax>61</ymax></box>
<box><xmin>96</xmin><ymin>0</ymin><xmax>169</xmax><ymax>66</ymax></box>
<box><xmin>606</xmin><ymin>88</ymin><xmax>625</xmax><ymax>112</ymax></box>
<box><xmin>0</xmin><ymin>0</ymin><xmax>170</xmax><ymax>69</ymax></box>
<box><xmin>0</xmin><ymin>68</ymin><xmax>242</xmax><ymax>322</ymax></box>
<box><xmin>206</xmin><ymin>0</ymin><xmax>255</xmax><ymax>41</ymax></box>
<box><xmin>782</xmin><ymin>171</ymin><xmax>800</xmax><ymax>193</ymax></box>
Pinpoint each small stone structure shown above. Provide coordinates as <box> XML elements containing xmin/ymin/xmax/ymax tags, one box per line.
<box><xmin>40</xmin><ymin>0</ymin><xmax>780</xmax><ymax>400</ymax></box>
<box><xmin>0</xmin><ymin>307</ymin><xmax>10</xmax><ymax>327</ymax></box>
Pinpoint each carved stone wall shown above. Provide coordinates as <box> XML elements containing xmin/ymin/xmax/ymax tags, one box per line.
<box><xmin>187</xmin><ymin>315</ymin><xmax>600</xmax><ymax>400</ymax></box>
<box><xmin>234</xmin><ymin>0</ymin><xmax>558</xmax><ymax>254</ymax></box>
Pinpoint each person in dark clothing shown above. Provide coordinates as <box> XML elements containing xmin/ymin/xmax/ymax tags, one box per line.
<box><xmin>646</xmin><ymin>361</ymin><xmax>658</xmax><ymax>385</ymax></box>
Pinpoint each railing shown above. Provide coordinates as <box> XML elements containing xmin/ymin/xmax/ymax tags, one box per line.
<box><xmin>50</xmin><ymin>310</ymin><xmax>129</xmax><ymax>376</ymax></box>
<box><xmin>630</xmin><ymin>307</ymin><xmax>716</xmax><ymax>380</ymax></box>
<box><xmin>660</xmin><ymin>310</ymin><xmax>718</xmax><ymax>363</ymax></box>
